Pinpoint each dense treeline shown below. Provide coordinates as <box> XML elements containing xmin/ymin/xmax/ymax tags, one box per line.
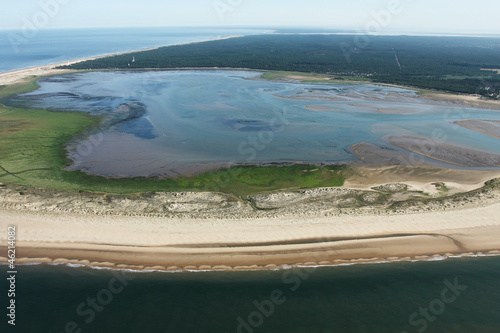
<box><xmin>61</xmin><ymin>35</ymin><xmax>500</xmax><ymax>99</ymax></box>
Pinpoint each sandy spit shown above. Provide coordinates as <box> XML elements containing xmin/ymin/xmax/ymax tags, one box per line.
<box><xmin>1</xmin><ymin>193</ymin><xmax>500</xmax><ymax>272</ymax></box>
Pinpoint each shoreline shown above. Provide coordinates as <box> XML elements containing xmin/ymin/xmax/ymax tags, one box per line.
<box><xmin>1</xmin><ymin>201</ymin><xmax>500</xmax><ymax>272</ymax></box>
<box><xmin>0</xmin><ymin>34</ymin><xmax>246</xmax><ymax>86</ymax></box>
<box><xmin>3</xmin><ymin>251</ymin><xmax>500</xmax><ymax>274</ymax></box>
<box><xmin>2</xmin><ymin>51</ymin><xmax>500</xmax><ymax>113</ymax></box>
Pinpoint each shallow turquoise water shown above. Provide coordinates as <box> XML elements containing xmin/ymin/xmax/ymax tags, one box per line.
<box><xmin>11</xmin><ymin>70</ymin><xmax>500</xmax><ymax>177</ymax></box>
<box><xmin>3</xmin><ymin>256</ymin><xmax>500</xmax><ymax>332</ymax></box>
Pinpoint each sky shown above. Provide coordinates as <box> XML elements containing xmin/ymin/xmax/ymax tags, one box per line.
<box><xmin>1</xmin><ymin>0</ymin><xmax>500</xmax><ymax>35</ymax></box>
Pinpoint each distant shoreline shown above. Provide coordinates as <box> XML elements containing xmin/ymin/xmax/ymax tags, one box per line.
<box><xmin>0</xmin><ymin>34</ymin><xmax>246</xmax><ymax>85</ymax></box>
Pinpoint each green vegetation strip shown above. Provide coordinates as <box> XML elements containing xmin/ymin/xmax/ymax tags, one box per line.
<box><xmin>0</xmin><ymin>104</ymin><xmax>346</xmax><ymax>196</ymax></box>
<box><xmin>0</xmin><ymin>78</ymin><xmax>40</xmax><ymax>98</ymax></box>
<box><xmin>260</xmin><ymin>71</ymin><xmax>373</xmax><ymax>84</ymax></box>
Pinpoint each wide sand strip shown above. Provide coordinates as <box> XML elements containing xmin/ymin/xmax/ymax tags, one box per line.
<box><xmin>1</xmin><ymin>202</ymin><xmax>499</xmax><ymax>271</ymax></box>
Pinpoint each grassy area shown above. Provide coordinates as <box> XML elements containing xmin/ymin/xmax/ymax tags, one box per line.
<box><xmin>0</xmin><ymin>77</ymin><xmax>40</xmax><ymax>98</ymax></box>
<box><xmin>0</xmin><ymin>105</ymin><xmax>347</xmax><ymax>196</ymax></box>
<box><xmin>0</xmin><ymin>71</ymin><xmax>350</xmax><ymax>196</ymax></box>
<box><xmin>194</xmin><ymin>164</ymin><xmax>347</xmax><ymax>196</ymax></box>
<box><xmin>260</xmin><ymin>71</ymin><xmax>373</xmax><ymax>84</ymax></box>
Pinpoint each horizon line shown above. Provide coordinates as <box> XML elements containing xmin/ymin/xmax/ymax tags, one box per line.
<box><xmin>1</xmin><ymin>26</ymin><xmax>500</xmax><ymax>37</ymax></box>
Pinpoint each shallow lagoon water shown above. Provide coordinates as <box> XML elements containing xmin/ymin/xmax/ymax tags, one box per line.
<box><xmin>13</xmin><ymin>70</ymin><xmax>500</xmax><ymax>177</ymax></box>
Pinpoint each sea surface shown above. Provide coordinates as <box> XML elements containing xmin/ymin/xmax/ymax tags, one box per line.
<box><xmin>2</xmin><ymin>256</ymin><xmax>500</xmax><ymax>332</ymax></box>
<box><xmin>8</xmin><ymin>70</ymin><xmax>500</xmax><ymax>177</ymax></box>
<box><xmin>0</xmin><ymin>27</ymin><xmax>268</xmax><ymax>73</ymax></box>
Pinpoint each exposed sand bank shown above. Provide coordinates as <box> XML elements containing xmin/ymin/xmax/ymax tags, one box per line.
<box><xmin>278</xmin><ymin>87</ymin><xmax>500</xmax><ymax>111</ymax></box>
<box><xmin>387</xmin><ymin>135</ymin><xmax>500</xmax><ymax>167</ymax></box>
<box><xmin>455</xmin><ymin>119</ymin><xmax>500</xmax><ymax>139</ymax></box>
<box><xmin>481</xmin><ymin>68</ymin><xmax>500</xmax><ymax>75</ymax></box>
<box><xmin>421</xmin><ymin>92</ymin><xmax>500</xmax><ymax>110</ymax></box>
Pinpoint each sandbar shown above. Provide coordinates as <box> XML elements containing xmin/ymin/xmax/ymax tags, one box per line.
<box><xmin>387</xmin><ymin>135</ymin><xmax>500</xmax><ymax>167</ymax></box>
<box><xmin>455</xmin><ymin>119</ymin><xmax>500</xmax><ymax>139</ymax></box>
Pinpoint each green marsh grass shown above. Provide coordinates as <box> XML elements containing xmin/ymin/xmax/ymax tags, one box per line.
<box><xmin>0</xmin><ymin>75</ymin><xmax>347</xmax><ymax>196</ymax></box>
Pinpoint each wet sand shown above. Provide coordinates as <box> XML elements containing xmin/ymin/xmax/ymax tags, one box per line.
<box><xmin>305</xmin><ymin>105</ymin><xmax>341</xmax><ymax>112</ymax></box>
<box><xmin>387</xmin><ymin>135</ymin><xmax>500</xmax><ymax>167</ymax></box>
<box><xmin>422</xmin><ymin>92</ymin><xmax>500</xmax><ymax>110</ymax></box>
<box><xmin>277</xmin><ymin>87</ymin><xmax>500</xmax><ymax>111</ymax></box>
<box><xmin>455</xmin><ymin>119</ymin><xmax>500</xmax><ymax>139</ymax></box>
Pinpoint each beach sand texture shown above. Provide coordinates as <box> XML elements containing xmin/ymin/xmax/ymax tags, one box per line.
<box><xmin>1</xmin><ymin>201</ymin><xmax>499</xmax><ymax>271</ymax></box>
<box><xmin>1</xmin><ymin>174</ymin><xmax>500</xmax><ymax>272</ymax></box>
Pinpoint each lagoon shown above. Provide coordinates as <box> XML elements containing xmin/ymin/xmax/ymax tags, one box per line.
<box><xmin>10</xmin><ymin>70</ymin><xmax>500</xmax><ymax>177</ymax></box>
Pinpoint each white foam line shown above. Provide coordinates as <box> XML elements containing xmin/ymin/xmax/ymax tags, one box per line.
<box><xmin>2</xmin><ymin>252</ymin><xmax>499</xmax><ymax>273</ymax></box>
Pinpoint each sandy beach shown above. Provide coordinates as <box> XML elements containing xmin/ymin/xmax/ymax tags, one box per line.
<box><xmin>1</xmin><ymin>171</ymin><xmax>500</xmax><ymax>272</ymax></box>
<box><xmin>1</xmin><ymin>199</ymin><xmax>499</xmax><ymax>272</ymax></box>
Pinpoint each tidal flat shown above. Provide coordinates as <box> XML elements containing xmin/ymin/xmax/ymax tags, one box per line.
<box><xmin>6</xmin><ymin>70</ymin><xmax>500</xmax><ymax>180</ymax></box>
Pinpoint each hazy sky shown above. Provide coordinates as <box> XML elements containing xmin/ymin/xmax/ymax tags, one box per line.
<box><xmin>1</xmin><ymin>0</ymin><xmax>500</xmax><ymax>34</ymax></box>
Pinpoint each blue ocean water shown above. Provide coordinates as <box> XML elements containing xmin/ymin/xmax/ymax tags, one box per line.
<box><xmin>2</xmin><ymin>256</ymin><xmax>500</xmax><ymax>333</ymax></box>
<box><xmin>0</xmin><ymin>27</ymin><xmax>268</xmax><ymax>73</ymax></box>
